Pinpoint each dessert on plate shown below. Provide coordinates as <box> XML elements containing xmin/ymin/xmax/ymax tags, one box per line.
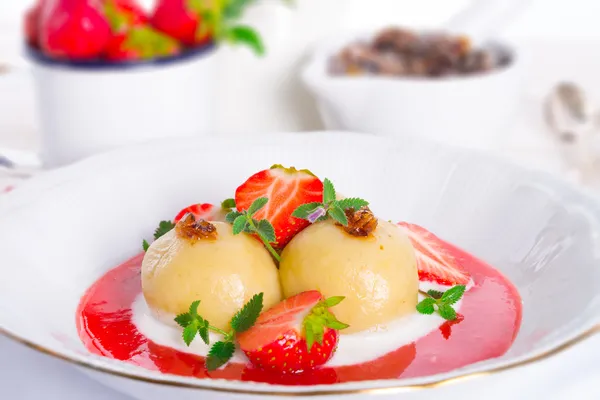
<box><xmin>77</xmin><ymin>164</ymin><xmax>522</xmax><ymax>385</ymax></box>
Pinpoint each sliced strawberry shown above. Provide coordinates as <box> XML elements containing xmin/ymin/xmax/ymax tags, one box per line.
<box><xmin>235</xmin><ymin>165</ymin><xmax>324</xmax><ymax>248</ymax></box>
<box><xmin>237</xmin><ymin>291</ymin><xmax>346</xmax><ymax>374</ymax></box>
<box><xmin>173</xmin><ymin>203</ymin><xmax>228</xmax><ymax>224</ymax></box>
<box><xmin>398</xmin><ymin>222</ymin><xmax>470</xmax><ymax>286</ymax></box>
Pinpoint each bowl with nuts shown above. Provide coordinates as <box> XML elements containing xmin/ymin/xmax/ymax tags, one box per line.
<box><xmin>302</xmin><ymin>27</ymin><xmax>525</xmax><ymax>151</ymax></box>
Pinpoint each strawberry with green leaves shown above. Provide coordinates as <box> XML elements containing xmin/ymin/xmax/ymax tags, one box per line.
<box><xmin>234</xmin><ymin>165</ymin><xmax>324</xmax><ymax>250</ymax></box>
<box><xmin>237</xmin><ymin>291</ymin><xmax>348</xmax><ymax>374</ymax></box>
<box><xmin>151</xmin><ymin>0</ymin><xmax>268</xmax><ymax>55</ymax></box>
<box><xmin>104</xmin><ymin>0</ymin><xmax>180</xmax><ymax>61</ymax></box>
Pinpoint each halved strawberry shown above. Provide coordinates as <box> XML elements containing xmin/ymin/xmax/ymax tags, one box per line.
<box><xmin>237</xmin><ymin>291</ymin><xmax>347</xmax><ymax>374</ymax></box>
<box><xmin>235</xmin><ymin>165</ymin><xmax>323</xmax><ymax>248</ymax></box>
<box><xmin>398</xmin><ymin>222</ymin><xmax>470</xmax><ymax>286</ymax></box>
<box><xmin>173</xmin><ymin>202</ymin><xmax>228</xmax><ymax>224</ymax></box>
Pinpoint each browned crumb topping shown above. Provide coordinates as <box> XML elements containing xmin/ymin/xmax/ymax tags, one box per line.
<box><xmin>337</xmin><ymin>206</ymin><xmax>378</xmax><ymax>237</ymax></box>
<box><xmin>175</xmin><ymin>213</ymin><xmax>218</xmax><ymax>243</ymax></box>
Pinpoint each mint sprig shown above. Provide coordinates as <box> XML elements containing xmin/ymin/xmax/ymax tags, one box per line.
<box><xmin>142</xmin><ymin>220</ymin><xmax>175</xmax><ymax>251</ymax></box>
<box><xmin>416</xmin><ymin>285</ymin><xmax>466</xmax><ymax>321</ymax></box>
<box><xmin>225</xmin><ymin>197</ymin><xmax>280</xmax><ymax>262</ymax></box>
<box><xmin>175</xmin><ymin>293</ymin><xmax>264</xmax><ymax>371</ymax></box>
<box><xmin>292</xmin><ymin>178</ymin><xmax>369</xmax><ymax>226</ymax></box>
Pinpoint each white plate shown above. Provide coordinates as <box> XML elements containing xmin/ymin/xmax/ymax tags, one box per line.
<box><xmin>0</xmin><ymin>132</ymin><xmax>600</xmax><ymax>400</ymax></box>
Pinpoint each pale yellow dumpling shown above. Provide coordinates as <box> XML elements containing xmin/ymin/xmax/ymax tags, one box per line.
<box><xmin>279</xmin><ymin>219</ymin><xmax>418</xmax><ymax>333</ymax></box>
<box><xmin>142</xmin><ymin>221</ymin><xmax>282</xmax><ymax>330</ymax></box>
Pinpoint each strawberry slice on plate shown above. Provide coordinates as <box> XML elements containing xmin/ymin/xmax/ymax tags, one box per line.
<box><xmin>237</xmin><ymin>291</ymin><xmax>348</xmax><ymax>374</ymax></box>
<box><xmin>398</xmin><ymin>222</ymin><xmax>470</xmax><ymax>286</ymax></box>
<box><xmin>173</xmin><ymin>202</ymin><xmax>228</xmax><ymax>224</ymax></box>
<box><xmin>235</xmin><ymin>165</ymin><xmax>323</xmax><ymax>248</ymax></box>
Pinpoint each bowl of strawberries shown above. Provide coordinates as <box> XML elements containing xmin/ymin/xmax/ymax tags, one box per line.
<box><xmin>24</xmin><ymin>0</ymin><xmax>269</xmax><ymax>168</ymax></box>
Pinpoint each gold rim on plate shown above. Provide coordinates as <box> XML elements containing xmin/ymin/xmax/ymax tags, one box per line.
<box><xmin>1</xmin><ymin>324</ymin><xmax>600</xmax><ymax>396</ymax></box>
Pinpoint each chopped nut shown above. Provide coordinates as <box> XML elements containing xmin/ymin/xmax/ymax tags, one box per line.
<box><xmin>337</xmin><ymin>206</ymin><xmax>378</xmax><ymax>237</ymax></box>
<box><xmin>175</xmin><ymin>213</ymin><xmax>218</xmax><ymax>243</ymax></box>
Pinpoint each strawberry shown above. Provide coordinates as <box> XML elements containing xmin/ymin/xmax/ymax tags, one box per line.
<box><xmin>105</xmin><ymin>25</ymin><xmax>181</xmax><ymax>61</ymax></box>
<box><xmin>173</xmin><ymin>202</ymin><xmax>228</xmax><ymax>224</ymax></box>
<box><xmin>39</xmin><ymin>0</ymin><xmax>112</xmax><ymax>60</ymax></box>
<box><xmin>398</xmin><ymin>222</ymin><xmax>470</xmax><ymax>286</ymax></box>
<box><xmin>235</xmin><ymin>165</ymin><xmax>324</xmax><ymax>248</ymax></box>
<box><xmin>150</xmin><ymin>0</ymin><xmax>211</xmax><ymax>47</ymax></box>
<box><xmin>24</xmin><ymin>1</ymin><xmax>46</xmax><ymax>48</ymax></box>
<box><xmin>103</xmin><ymin>0</ymin><xmax>178</xmax><ymax>62</ymax></box>
<box><xmin>237</xmin><ymin>291</ymin><xmax>348</xmax><ymax>374</ymax></box>
<box><xmin>103</xmin><ymin>0</ymin><xmax>148</xmax><ymax>33</ymax></box>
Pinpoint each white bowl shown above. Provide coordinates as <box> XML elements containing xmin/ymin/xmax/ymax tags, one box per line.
<box><xmin>27</xmin><ymin>45</ymin><xmax>217</xmax><ymax>168</ymax></box>
<box><xmin>302</xmin><ymin>32</ymin><xmax>526</xmax><ymax>151</ymax></box>
<box><xmin>1</xmin><ymin>132</ymin><xmax>599</xmax><ymax>400</ymax></box>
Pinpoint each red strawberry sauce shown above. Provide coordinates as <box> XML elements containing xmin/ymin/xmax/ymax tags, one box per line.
<box><xmin>77</xmin><ymin>238</ymin><xmax>522</xmax><ymax>385</ymax></box>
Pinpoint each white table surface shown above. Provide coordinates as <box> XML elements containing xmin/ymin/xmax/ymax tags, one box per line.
<box><xmin>2</xmin><ymin>38</ymin><xmax>600</xmax><ymax>399</ymax></box>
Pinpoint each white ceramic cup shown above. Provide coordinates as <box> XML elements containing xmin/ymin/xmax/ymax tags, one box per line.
<box><xmin>301</xmin><ymin>32</ymin><xmax>526</xmax><ymax>151</ymax></box>
<box><xmin>27</xmin><ymin>45</ymin><xmax>217</xmax><ymax>168</ymax></box>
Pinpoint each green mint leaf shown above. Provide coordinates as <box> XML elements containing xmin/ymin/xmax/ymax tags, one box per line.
<box><xmin>142</xmin><ymin>239</ymin><xmax>150</xmax><ymax>252</ymax></box>
<box><xmin>304</xmin><ymin>321</ymin><xmax>315</xmax><ymax>351</ymax></box>
<box><xmin>206</xmin><ymin>341</ymin><xmax>236</xmax><ymax>371</ymax></box>
<box><xmin>416</xmin><ymin>298</ymin><xmax>436</xmax><ymax>315</ymax></box>
<box><xmin>182</xmin><ymin>323</ymin><xmax>198</xmax><ymax>346</ymax></box>
<box><xmin>427</xmin><ymin>290</ymin><xmax>444</xmax><ymax>299</ymax></box>
<box><xmin>256</xmin><ymin>220</ymin><xmax>276</xmax><ymax>243</ymax></box>
<box><xmin>225</xmin><ymin>211</ymin><xmax>244</xmax><ymax>224</ymax></box>
<box><xmin>154</xmin><ymin>220</ymin><xmax>175</xmax><ymax>240</ymax></box>
<box><xmin>230</xmin><ymin>293</ymin><xmax>264</xmax><ymax>333</ymax></box>
<box><xmin>323</xmin><ymin>296</ymin><xmax>345</xmax><ymax>308</ymax></box>
<box><xmin>221</xmin><ymin>198</ymin><xmax>236</xmax><ymax>210</ymax></box>
<box><xmin>247</xmin><ymin>197</ymin><xmax>268</xmax><ymax>215</ymax></box>
<box><xmin>337</xmin><ymin>198</ymin><xmax>369</xmax><ymax>210</ymax></box>
<box><xmin>198</xmin><ymin>323</ymin><xmax>210</xmax><ymax>345</ymax></box>
<box><xmin>322</xmin><ymin>178</ymin><xmax>336</xmax><ymax>204</ymax></box>
<box><xmin>438</xmin><ymin>304</ymin><xmax>457</xmax><ymax>320</ymax></box>
<box><xmin>225</xmin><ymin>25</ymin><xmax>265</xmax><ymax>56</ymax></box>
<box><xmin>232</xmin><ymin>215</ymin><xmax>248</xmax><ymax>235</ymax></box>
<box><xmin>291</xmin><ymin>202</ymin><xmax>324</xmax><ymax>219</ymax></box>
<box><xmin>189</xmin><ymin>300</ymin><xmax>201</xmax><ymax>317</ymax></box>
<box><xmin>440</xmin><ymin>285</ymin><xmax>466</xmax><ymax>306</ymax></box>
<box><xmin>328</xmin><ymin>203</ymin><xmax>349</xmax><ymax>226</ymax></box>
<box><xmin>174</xmin><ymin>313</ymin><xmax>193</xmax><ymax>328</ymax></box>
